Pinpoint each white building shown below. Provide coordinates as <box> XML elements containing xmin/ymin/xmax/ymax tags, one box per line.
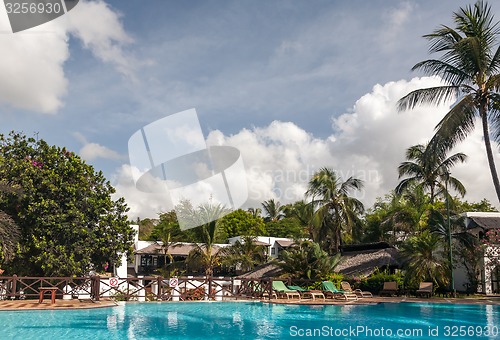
<box><xmin>227</xmin><ymin>236</ymin><xmax>296</xmax><ymax>258</ymax></box>
<box><xmin>458</xmin><ymin>212</ymin><xmax>500</xmax><ymax>295</ymax></box>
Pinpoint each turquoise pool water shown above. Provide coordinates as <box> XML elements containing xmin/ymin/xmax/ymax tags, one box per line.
<box><xmin>1</xmin><ymin>302</ymin><xmax>498</xmax><ymax>339</ymax></box>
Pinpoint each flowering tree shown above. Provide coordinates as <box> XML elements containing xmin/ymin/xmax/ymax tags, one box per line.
<box><xmin>0</xmin><ymin>132</ymin><xmax>135</xmax><ymax>276</ymax></box>
<box><xmin>483</xmin><ymin>229</ymin><xmax>500</xmax><ymax>269</ymax></box>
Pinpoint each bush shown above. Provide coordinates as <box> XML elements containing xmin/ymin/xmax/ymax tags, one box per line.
<box><xmin>355</xmin><ymin>270</ymin><xmax>404</xmax><ymax>293</ymax></box>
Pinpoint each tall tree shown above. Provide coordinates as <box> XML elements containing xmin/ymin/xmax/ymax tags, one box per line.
<box><xmin>261</xmin><ymin>199</ymin><xmax>285</xmax><ymax>222</ymax></box>
<box><xmin>306</xmin><ymin>167</ymin><xmax>364</xmax><ymax>254</ymax></box>
<box><xmin>0</xmin><ymin>182</ymin><xmax>20</xmax><ymax>265</ymax></box>
<box><xmin>275</xmin><ymin>240</ymin><xmax>340</xmax><ymax>280</ymax></box>
<box><xmin>186</xmin><ymin>203</ymin><xmax>229</xmax><ymax>276</ymax></box>
<box><xmin>149</xmin><ymin>211</ymin><xmax>184</xmax><ymax>275</ymax></box>
<box><xmin>400</xmin><ymin>230</ymin><xmax>448</xmax><ymax>287</ymax></box>
<box><xmin>398</xmin><ymin>1</ymin><xmax>500</xmax><ymax>204</ymax></box>
<box><xmin>221</xmin><ymin>236</ymin><xmax>267</xmax><ymax>273</ymax></box>
<box><xmin>396</xmin><ymin>143</ymin><xmax>467</xmax><ymax>202</ymax></box>
<box><xmin>0</xmin><ymin>132</ymin><xmax>135</xmax><ymax>276</ymax></box>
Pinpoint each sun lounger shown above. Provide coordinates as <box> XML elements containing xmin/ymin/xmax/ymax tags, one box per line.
<box><xmin>272</xmin><ymin>281</ymin><xmax>301</xmax><ymax>299</ymax></box>
<box><xmin>415</xmin><ymin>282</ymin><xmax>433</xmax><ymax>298</ymax></box>
<box><xmin>341</xmin><ymin>281</ymin><xmax>373</xmax><ymax>298</ymax></box>
<box><xmin>254</xmin><ymin>282</ymin><xmax>277</xmax><ymax>299</ymax></box>
<box><xmin>287</xmin><ymin>285</ymin><xmax>325</xmax><ymax>300</ymax></box>
<box><xmin>321</xmin><ymin>281</ymin><xmax>357</xmax><ymax>301</ymax></box>
<box><xmin>379</xmin><ymin>281</ymin><xmax>398</xmax><ymax>297</ymax></box>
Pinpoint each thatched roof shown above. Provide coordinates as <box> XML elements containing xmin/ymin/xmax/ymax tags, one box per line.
<box><xmin>467</xmin><ymin>216</ymin><xmax>500</xmax><ymax>230</ymax></box>
<box><xmin>236</xmin><ymin>263</ymin><xmax>282</xmax><ymax>279</ymax></box>
<box><xmin>336</xmin><ymin>248</ymin><xmax>401</xmax><ymax>277</ymax></box>
<box><xmin>135</xmin><ymin>243</ymin><xmax>223</xmax><ymax>256</ymax></box>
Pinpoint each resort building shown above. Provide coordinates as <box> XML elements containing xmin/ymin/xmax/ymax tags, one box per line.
<box><xmin>458</xmin><ymin>212</ymin><xmax>500</xmax><ymax>295</ymax></box>
<box><xmin>227</xmin><ymin>236</ymin><xmax>296</xmax><ymax>258</ymax></box>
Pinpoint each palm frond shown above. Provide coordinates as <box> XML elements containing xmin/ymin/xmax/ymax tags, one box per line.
<box><xmin>398</xmin><ymin>86</ymin><xmax>459</xmax><ymax>112</ymax></box>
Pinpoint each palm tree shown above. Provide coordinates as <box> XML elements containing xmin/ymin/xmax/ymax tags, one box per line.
<box><xmin>400</xmin><ymin>230</ymin><xmax>448</xmax><ymax>288</ymax></box>
<box><xmin>186</xmin><ymin>203</ymin><xmax>229</xmax><ymax>276</ymax></box>
<box><xmin>306</xmin><ymin>167</ymin><xmax>364</xmax><ymax>254</ymax></box>
<box><xmin>149</xmin><ymin>213</ymin><xmax>183</xmax><ymax>276</ymax></box>
<box><xmin>247</xmin><ymin>207</ymin><xmax>262</xmax><ymax>218</ymax></box>
<box><xmin>398</xmin><ymin>1</ymin><xmax>500</xmax><ymax>204</ymax></box>
<box><xmin>261</xmin><ymin>199</ymin><xmax>284</xmax><ymax>222</ymax></box>
<box><xmin>275</xmin><ymin>240</ymin><xmax>340</xmax><ymax>280</ymax></box>
<box><xmin>396</xmin><ymin>143</ymin><xmax>467</xmax><ymax>202</ymax></box>
<box><xmin>221</xmin><ymin>236</ymin><xmax>267</xmax><ymax>273</ymax></box>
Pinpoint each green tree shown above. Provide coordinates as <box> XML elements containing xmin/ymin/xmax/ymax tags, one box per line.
<box><xmin>396</xmin><ymin>143</ymin><xmax>467</xmax><ymax>202</ymax></box>
<box><xmin>186</xmin><ymin>203</ymin><xmax>229</xmax><ymax>276</ymax></box>
<box><xmin>0</xmin><ymin>132</ymin><xmax>135</xmax><ymax>276</ymax></box>
<box><xmin>221</xmin><ymin>236</ymin><xmax>268</xmax><ymax>273</ymax></box>
<box><xmin>398</xmin><ymin>1</ymin><xmax>500</xmax><ymax>204</ymax></box>
<box><xmin>149</xmin><ymin>211</ymin><xmax>184</xmax><ymax>275</ymax></box>
<box><xmin>275</xmin><ymin>240</ymin><xmax>340</xmax><ymax>280</ymax></box>
<box><xmin>364</xmin><ymin>188</ymin><xmax>432</xmax><ymax>244</ymax></box>
<box><xmin>265</xmin><ymin>217</ymin><xmax>307</xmax><ymax>239</ymax></box>
<box><xmin>218</xmin><ymin>209</ymin><xmax>265</xmax><ymax>239</ymax></box>
<box><xmin>400</xmin><ymin>230</ymin><xmax>448</xmax><ymax>287</ymax></box>
<box><xmin>306</xmin><ymin>167</ymin><xmax>364</xmax><ymax>254</ymax></box>
<box><xmin>282</xmin><ymin>200</ymin><xmax>314</xmax><ymax>239</ymax></box>
<box><xmin>261</xmin><ymin>199</ymin><xmax>285</xmax><ymax>222</ymax></box>
<box><xmin>0</xmin><ymin>182</ymin><xmax>21</xmax><ymax>265</ymax></box>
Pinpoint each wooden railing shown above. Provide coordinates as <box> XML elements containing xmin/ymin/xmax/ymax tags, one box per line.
<box><xmin>0</xmin><ymin>275</ymin><xmax>277</xmax><ymax>302</ymax></box>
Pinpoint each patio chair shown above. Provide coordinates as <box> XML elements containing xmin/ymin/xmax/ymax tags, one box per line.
<box><xmin>272</xmin><ymin>280</ymin><xmax>301</xmax><ymax>299</ymax></box>
<box><xmin>255</xmin><ymin>282</ymin><xmax>277</xmax><ymax>299</ymax></box>
<box><xmin>321</xmin><ymin>281</ymin><xmax>357</xmax><ymax>301</ymax></box>
<box><xmin>379</xmin><ymin>281</ymin><xmax>398</xmax><ymax>297</ymax></box>
<box><xmin>415</xmin><ymin>282</ymin><xmax>433</xmax><ymax>298</ymax></box>
<box><xmin>341</xmin><ymin>281</ymin><xmax>373</xmax><ymax>298</ymax></box>
<box><xmin>287</xmin><ymin>285</ymin><xmax>325</xmax><ymax>300</ymax></box>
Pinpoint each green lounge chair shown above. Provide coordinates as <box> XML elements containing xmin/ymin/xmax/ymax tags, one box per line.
<box><xmin>341</xmin><ymin>281</ymin><xmax>373</xmax><ymax>298</ymax></box>
<box><xmin>321</xmin><ymin>281</ymin><xmax>357</xmax><ymax>301</ymax></box>
<box><xmin>254</xmin><ymin>282</ymin><xmax>277</xmax><ymax>299</ymax></box>
<box><xmin>272</xmin><ymin>281</ymin><xmax>301</xmax><ymax>299</ymax></box>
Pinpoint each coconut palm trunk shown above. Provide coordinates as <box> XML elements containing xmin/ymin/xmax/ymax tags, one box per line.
<box><xmin>398</xmin><ymin>1</ymin><xmax>500</xmax><ymax>204</ymax></box>
<box><xmin>480</xmin><ymin>105</ymin><xmax>500</xmax><ymax>201</ymax></box>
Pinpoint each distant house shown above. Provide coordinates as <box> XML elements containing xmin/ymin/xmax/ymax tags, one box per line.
<box><xmin>457</xmin><ymin>212</ymin><xmax>500</xmax><ymax>294</ymax></box>
<box><xmin>227</xmin><ymin>236</ymin><xmax>296</xmax><ymax>258</ymax></box>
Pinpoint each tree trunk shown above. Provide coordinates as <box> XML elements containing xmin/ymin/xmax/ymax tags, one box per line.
<box><xmin>480</xmin><ymin>107</ymin><xmax>500</xmax><ymax>204</ymax></box>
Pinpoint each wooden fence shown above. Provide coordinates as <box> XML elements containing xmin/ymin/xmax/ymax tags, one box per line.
<box><xmin>0</xmin><ymin>275</ymin><xmax>286</xmax><ymax>302</ymax></box>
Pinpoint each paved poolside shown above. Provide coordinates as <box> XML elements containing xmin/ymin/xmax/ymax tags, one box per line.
<box><xmin>268</xmin><ymin>295</ymin><xmax>500</xmax><ymax>306</ymax></box>
<box><xmin>0</xmin><ymin>299</ymin><xmax>118</xmax><ymax>311</ymax></box>
<box><xmin>1</xmin><ymin>295</ymin><xmax>499</xmax><ymax>310</ymax></box>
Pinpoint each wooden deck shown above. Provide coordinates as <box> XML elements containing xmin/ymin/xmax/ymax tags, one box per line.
<box><xmin>0</xmin><ymin>299</ymin><xmax>117</xmax><ymax>311</ymax></box>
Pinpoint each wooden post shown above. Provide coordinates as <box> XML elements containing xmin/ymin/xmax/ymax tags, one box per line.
<box><xmin>10</xmin><ymin>275</ymin><xmax>17</xmax><ymax>300</ymax></box>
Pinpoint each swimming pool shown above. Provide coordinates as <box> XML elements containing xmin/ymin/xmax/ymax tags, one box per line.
<box><xmin>1</xmin><ymin>302</ymin><xmax>498</xmax><ymax>339</ymax></box>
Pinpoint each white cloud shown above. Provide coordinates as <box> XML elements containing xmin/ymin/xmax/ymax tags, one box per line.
<box><xmin>114</xmin><ymin>76</ymin><xmax>500</xmax><ymax>219</ymax></box>
<box><xmin>0</xmin><ymin>0</ymin><xmax>133</xmax><ymax>114</ymax></box>
<box><xmin>112</xmin><ymin>164</ymin><xmax>172</xmax><ymax>219</ymax></box>
<box><xmin>65</xmin><ymin>0</ymin><xmax>135</xmax><ymax>78</ymax></box>
<box><xmin>79</xmin><ymin>142</ymin><xmax>123</xmax><ymax>161</ymax></box>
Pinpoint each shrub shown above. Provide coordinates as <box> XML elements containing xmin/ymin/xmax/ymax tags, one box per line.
<box><xmin>357</xmin><ymin>270</ymin><xmax>404</xmax><ymax>293</ymax></box>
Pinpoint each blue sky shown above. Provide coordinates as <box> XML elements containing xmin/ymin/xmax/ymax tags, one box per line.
<box><xmin>1</xmin><ymin>1</ymin><xmax>500</xmax><ymax>218</ymax></box>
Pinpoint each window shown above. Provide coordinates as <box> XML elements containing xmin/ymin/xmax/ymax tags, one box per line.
<box><xmin>492</xmin><ymin>265</ymin><xmax>500</xmax><ymax>294</ymax></box>
<box><xmin>271</xmin><ymin>248</ymin><xmax>275</xmax><ymax>255</ymax></box>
